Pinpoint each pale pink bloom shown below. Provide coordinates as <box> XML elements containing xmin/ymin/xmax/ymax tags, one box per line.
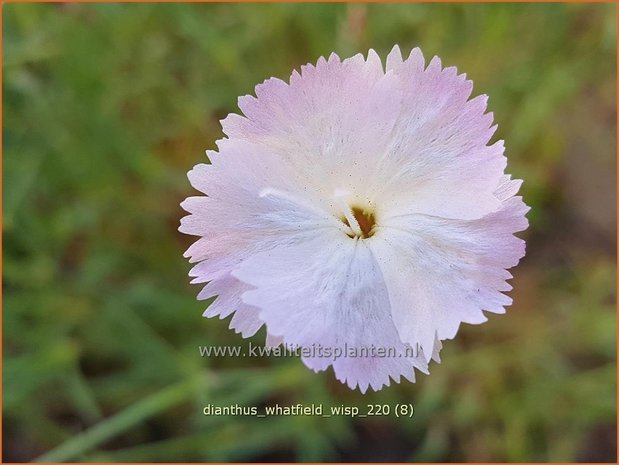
<box><xmin>180</xmin><ymin>46</ymin><xmax>529</xmax><ymax>392</ymax></box>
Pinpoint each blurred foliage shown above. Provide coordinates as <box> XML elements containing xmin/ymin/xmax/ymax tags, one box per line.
<box><xmin>3</xmin><ymin>2</ymin><xmax>617</xmax><ymax>463</ymax></box>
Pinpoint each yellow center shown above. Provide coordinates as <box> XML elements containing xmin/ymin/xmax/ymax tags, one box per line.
<box><xmin>342</xmin><ymin>206</ymin><xmax>376</xmax><ymax>239</ymax></box>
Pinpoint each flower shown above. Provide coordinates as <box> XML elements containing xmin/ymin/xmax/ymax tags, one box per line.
<box><xmin>180</xmin><ymin>45</ymin><xmax>529</xmax><ymax>392</ymax></box>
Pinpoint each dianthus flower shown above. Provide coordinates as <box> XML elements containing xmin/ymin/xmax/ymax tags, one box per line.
<box><xmin>180</xmin><ymin>46</ymin><xmax>529</xmax><ymax>392</ymax></box>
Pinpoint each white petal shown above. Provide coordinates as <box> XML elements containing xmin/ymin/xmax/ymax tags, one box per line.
<box><xmin>197</xmin><ymin>275</ymin><xmax>263</xmax><ymax>337</ymax></box>
<box><xmin>385</xmin><ymin>44</ymin><xmax>404</xmax><ymax>71</ymax></box>
<box><xmin>221</xmin><ymin>52</ymin><xmax>403</xmax><ymax>203</ymax></box>
<box><xmin>369</xmin><ymin>49</ymin><xmax>504</xmax><ymax>220</ymax></box>
<box><xmin>266</xmin><ymin>333</ymin><xmax>283</xmax><ymax>348</ymax></box>
<box><xmin>229</xmin><ymin>303</ymin><xmax>263</xmax><ymax>337</ymax></box>
<box><xmin>371</xmin><ymin>196</ymin><xmax>529</xmax><ymax>361</ymax></box>
<box><xmin>232</xmin><ymin>231</ymin><xmax>431</xmax><ymax>392</ymax></box>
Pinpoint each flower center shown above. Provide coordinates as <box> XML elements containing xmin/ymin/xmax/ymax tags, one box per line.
<box><xmin>341</xmin><ymin>206</ymin><xmax>376</xmax><ymax>239</ymax></box>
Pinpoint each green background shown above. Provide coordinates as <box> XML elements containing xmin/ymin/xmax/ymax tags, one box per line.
<box><xmin>3</xmin><ymin>2</ymin><xmax>617</xmax><ymax>462</ymax></box>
